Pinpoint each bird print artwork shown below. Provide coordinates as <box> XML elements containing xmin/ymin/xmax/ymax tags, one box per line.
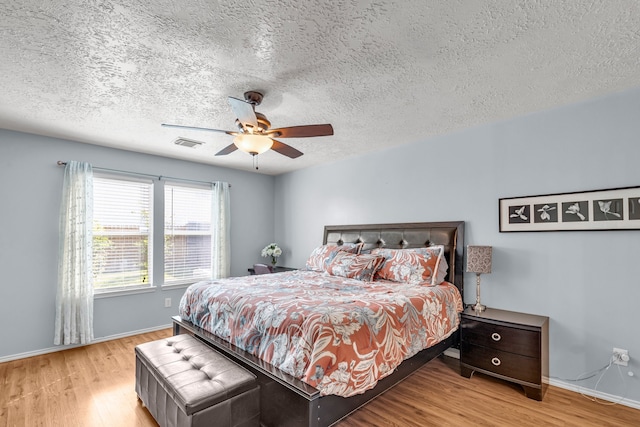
<box><xmin>630</xmin><ymin>197</ymin><xmax>640</xmax><ymax>220</ymax></box>
<box><xmin>565</xmin><ymin>202</ymin><xmax>586</xmax><ymax>221</ymax></box>
<box><xmin>510</xmin><ymin>206</ymin><xmax>528</xmax><ymax>222</ymax></box>
<box><xmin>507</xmin><ymin>193</ymin><xmax>640</xmax><ymax>229</ymax></box>
<box><xmin>536</xmin><ymin>204</ymin><xmax>556</xmax><ymax>221</ymax></box>
<box><xmin>597</xmin><ymin>200</ymin><xmax>621</xmax><ymax>219</ymax></box>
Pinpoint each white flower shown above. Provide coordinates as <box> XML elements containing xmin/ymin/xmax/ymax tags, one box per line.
<box><xmin>261</xmin><ymin>243</ymin><xmax>282</xmax><ymax>259</ymax></box>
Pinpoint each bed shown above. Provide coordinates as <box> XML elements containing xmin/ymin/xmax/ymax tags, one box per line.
<box><xmin>172</xmin><ymin>221</ymin><xmax>464</xmax><ymax>427</ymax></box>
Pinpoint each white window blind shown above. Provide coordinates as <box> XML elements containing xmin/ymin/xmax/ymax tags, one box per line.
<box><xmin>164</xmin><ymin>183</ymin><xmax>212</xmax><ymax>285</ymax></box>
<box><xmin>92</xmin><ymin>176</ymin><xmax>153</xmax><ymax>291</ymax></box>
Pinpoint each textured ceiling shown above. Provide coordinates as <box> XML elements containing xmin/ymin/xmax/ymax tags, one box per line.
<box><xmin>1</xmin><ymin>1</ymin><xmax>639</xmax><ymax>175</ymax></box>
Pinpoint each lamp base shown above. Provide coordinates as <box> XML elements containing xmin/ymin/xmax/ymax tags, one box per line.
<box><xmin>472</xmin><ymin>273</ymin><xmax>486</xmax><ymax>313</ymax></box>
<box><xmin>472</xmin><ymin>302</ymin><xmax>486</xmax><ymax>312</ymax></box>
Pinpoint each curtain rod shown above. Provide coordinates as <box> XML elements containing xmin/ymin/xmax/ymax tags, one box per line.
<box><xmin>56</xmin><ymin>161</ymin><xmax>230</xmax><ymax>187</ymax></box>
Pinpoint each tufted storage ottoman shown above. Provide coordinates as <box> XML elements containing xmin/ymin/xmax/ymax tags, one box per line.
<box><xmin>135</xmin><ymin>334</ymin><xmax>260</xmax><ymax>427</ymax></box>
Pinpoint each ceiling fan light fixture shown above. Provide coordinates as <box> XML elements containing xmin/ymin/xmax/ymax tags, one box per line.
<box><xmin>233</xmin><ymin>134</ymin><xmax>273</xmax><ymax>155</ymax></box>
<box><xmin>164</xmin><ymin>91</ymin><xmax>332</xmax><ymax>161</ymax></box>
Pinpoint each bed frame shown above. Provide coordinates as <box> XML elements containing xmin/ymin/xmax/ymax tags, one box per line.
<box><xmin>172</xmin><ymin>221</ymin><xmax>464</xmax><ymax>427</ymax></box>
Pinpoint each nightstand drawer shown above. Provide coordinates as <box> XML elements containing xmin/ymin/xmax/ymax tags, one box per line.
<box><xmin>460</xmin><ymin>308</ymin><xmax>549</xmax><ymax>400</ymax></box>
<box><xmin>461</xmin><ymin>342</ymin><xmax>540</xmax><ymax>385</ymax></box>
<box><xmin>461</xmin><ymin>320</ymin><xmax>539</xmax><ymax>358</ymax></box>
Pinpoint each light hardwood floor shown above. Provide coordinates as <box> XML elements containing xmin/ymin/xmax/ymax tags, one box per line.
<box><xmin>1</xmin><ymin>329</ymin><xmax>638</xmax><ymax>426</ymax></box>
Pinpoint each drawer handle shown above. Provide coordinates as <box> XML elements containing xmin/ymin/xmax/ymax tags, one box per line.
<box><xmin>491</xmin><ymin>357</ymin><xmax>501</xmax><ymax>366</ymax></box>
<box><xmin>491</xmin><ymin>332</ymin><xmax>501</xmax><ymax>341</ymax></box>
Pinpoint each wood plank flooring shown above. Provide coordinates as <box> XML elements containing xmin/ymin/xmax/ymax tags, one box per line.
<box><xmin>1</xmin><ymin>329</ymin><xmax>638</xmax><ymax>426</ymax></box>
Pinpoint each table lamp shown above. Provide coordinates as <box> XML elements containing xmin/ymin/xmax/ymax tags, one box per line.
<box><xmin>466</xmin><ymin>245</ymin><xmax>492</xmax><ymax>312</ymax></box>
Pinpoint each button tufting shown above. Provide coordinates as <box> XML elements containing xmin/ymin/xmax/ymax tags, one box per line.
<box><xmin>136</xmin><ymin>335</ymin><xmax>260</xmax><ymax>422</ymax></box>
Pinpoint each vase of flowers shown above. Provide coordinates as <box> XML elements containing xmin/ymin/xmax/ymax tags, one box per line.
<box><xmin>261</xmin><ymin>243</ymin><xmax>282</xmax><ymax>267</ymax></box>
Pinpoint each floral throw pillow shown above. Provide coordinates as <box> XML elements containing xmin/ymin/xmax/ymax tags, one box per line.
<box><xmin>371</xmin><ymin>246</ymin><xmax>445</xmax><ymax>286</ymax></box>
<box><xmin>435</xmin><ymin>253</ymin><xmax>449</xmax><ymax>284</ymax></box>
<box><xmin>305</xmin><ymin>243</ymin><xmax>361</xmax><ymax>272</ymax></box>
<box><xmin>325</xmin><ymin>252</ymin><xmax>386</xmax><ymax>281</ymax></box>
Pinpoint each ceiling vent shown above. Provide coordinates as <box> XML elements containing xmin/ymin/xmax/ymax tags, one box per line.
<box><xmin>173</xmin><ymin>137</ymin><xmax>204</xmax><ymax>148</ymax></box>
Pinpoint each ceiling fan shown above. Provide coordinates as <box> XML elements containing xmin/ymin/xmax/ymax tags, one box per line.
<box><xmin>161</xmin><ymin>91</ymin><xmax>334</xmax><ymax>160</ymax></box>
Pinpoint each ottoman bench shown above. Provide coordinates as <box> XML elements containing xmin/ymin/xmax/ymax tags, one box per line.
<box><xmin>135</xmin><ymin>334</ymin><xmax>260</xmax><ymax>427</ymax></box>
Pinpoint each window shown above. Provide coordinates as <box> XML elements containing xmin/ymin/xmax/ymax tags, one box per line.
<box><xmin>164</xmin><ymin>183</ymin><xmax>212</xmax><ymax>285</ymax></box>
<box><xmin>92</xmin><ymin>176</ymin><xmax>153</xmax><ymax>291</ymax></box>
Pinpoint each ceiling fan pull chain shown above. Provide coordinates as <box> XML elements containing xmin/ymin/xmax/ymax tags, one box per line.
<box><xmin>252</xmin><ymin>153</ymin><xmax>259</xmax><ymax>170</ymax></box>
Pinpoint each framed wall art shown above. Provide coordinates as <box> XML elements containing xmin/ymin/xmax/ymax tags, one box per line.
<box><xmin>499</xmin><ymin>186</ymin><xmax>640</xmax><ymax>232</ymax></box>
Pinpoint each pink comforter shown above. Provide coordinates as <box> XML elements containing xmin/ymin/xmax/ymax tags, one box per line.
<box><xmin>179</xmin><ymin>270</ymin><xmax>462</xmax><ymax>397</ymax></box>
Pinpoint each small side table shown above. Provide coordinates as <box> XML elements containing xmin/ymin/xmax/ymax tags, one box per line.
<box><xmin>248</xmin><ymin>266</ymin><xmax>297</xmax><ymax>275</ymax></box>
<box><xmin>460</xmin><ymin>307</ymin><xmax>549</xmax><ymax>401</ymax></box>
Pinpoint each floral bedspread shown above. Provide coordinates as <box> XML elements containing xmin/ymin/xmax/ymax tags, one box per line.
<box><xmin>178</xmin><ymin>270</ymin><xmax>463</xmax><ymax>397</ymax></box>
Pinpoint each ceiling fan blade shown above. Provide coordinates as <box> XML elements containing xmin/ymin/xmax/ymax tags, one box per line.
<box><xmin>267</xmin><ymin>124</ymin><xmax>333</xmax><ymax>138</ymax></box>
<box><xmin>271</xmin><ymin>139</ymin><xmax>303</xmax><ymax>159</ymax></box>
<box><xmin>161</xmin><ymin>123</ymin><xmax>236</xmax><ymax>135</ymax></box>
<box><xmin>215</xmin><ymin>143</ymin><xmax>238</xmax><ymax>156</ymax></box>
<box><xmin>228</xmin><ymin>96</ymin><xmax>258</xmax><ymax>128</ymax></box>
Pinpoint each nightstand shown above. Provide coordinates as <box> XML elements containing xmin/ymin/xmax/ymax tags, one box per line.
<box><xmin>248</xmin><ymin>266</ymin><xmax>296</xmax><ymax>275</ymax></box>
<box><xmin>460</xmin><ymin>307</ymin><xmax>549</xmax><ymax>401</ymax></box>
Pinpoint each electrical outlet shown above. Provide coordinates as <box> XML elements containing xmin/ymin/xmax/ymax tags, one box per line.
<box><xmin>164</xmin><ymin>298</ymin><xmax>172</xmax><ymax>308</ymax></box>
<box><xmin>613</xmin><ymin>348</ymin><xmax>629</xmax><ymax>366</ymax></box>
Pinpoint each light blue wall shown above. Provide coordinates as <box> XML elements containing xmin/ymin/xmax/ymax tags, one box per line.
<box><xmin>0</xmin><ymin>130</ymin><xmax>275</xmax><ymax>358</ymax></box>
<box><xmin>2</xmin><ymin>87</ymin><xmax>639</xmax><ymax>403</ymax></box>
<box><xmin>274</xmin><ymin>87</ymin><xmax>640</xmax><ymax>402</ymax></box>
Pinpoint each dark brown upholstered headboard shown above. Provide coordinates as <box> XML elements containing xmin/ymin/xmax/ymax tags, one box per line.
<box><xmin>323</xmin><ymin>221</ymin><xmax>464</xmax><ymax>294</ymax></box>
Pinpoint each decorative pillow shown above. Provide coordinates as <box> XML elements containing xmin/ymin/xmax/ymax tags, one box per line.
<box><xmin>371</xmin><ymin>246</ymin><xmax>445</xmax><ymax>285</ymax></box>
<box><xmin>305</xmin><ymin>243</ymin><xmax>361</xmax><ymax>272</ymax></box>
<box><xmin>409</xmin><ymin>245</ymin><xmax>448</xmax><ymax>285</ymax></box>
<box><xmin>435</xmin><ymin>253</ymin><xmax>449</xmax><ymax>284</ymax></box>
<box><xmin>401</xmin><ymin>247</ymin><xmax>448</xmax><ymax>283</ymax></box>
<box><xmin>325</xmin><ymin>252</ymin><xmax>386</xmax><ymax>281</ymax></box>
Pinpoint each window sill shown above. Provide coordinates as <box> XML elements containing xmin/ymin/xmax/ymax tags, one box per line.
<box><xmin>94</xmin><ymin>286</ymin><xmax>156</xmax><ymax>299</ymax></box>
<box><xmin>161</xmin><ymin>282</ymin><xmax>199</xmax><ymax>291</ymax></box>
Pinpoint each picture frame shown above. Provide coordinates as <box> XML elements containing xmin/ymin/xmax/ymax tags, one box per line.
<box><xmin>499</xmin><ymin>186</ymin><xmax>640</xmax><ymax>232</ymax></box>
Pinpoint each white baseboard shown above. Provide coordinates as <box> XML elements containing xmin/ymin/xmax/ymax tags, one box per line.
<box><xmin>442</xmin><ymin>346</ymin><xmax>639</xmax><ymax>411</ymax></box>
<box><xmin>549</xmin><ymin>378</ymin><xmax>640</xmax><ymax>410</ymax></box>
<box><xmin>0</xmin><ymin>324</ymin><xmax>172</xmax><ymax>364</ymax></box>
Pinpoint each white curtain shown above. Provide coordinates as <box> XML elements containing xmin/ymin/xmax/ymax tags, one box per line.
<box><xmin>54</xmin><ymin>161</ymin><xmax>94</xmax><ymax>345</ymax></box>
<box><xmin>211</xmin><ymin>181</ymin><xmax>230</xmax><ymax>279</ymax></box>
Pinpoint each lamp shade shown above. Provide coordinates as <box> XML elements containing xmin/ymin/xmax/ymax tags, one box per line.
<box><xmin>466</xmin><ymin>245</ymin><xmax>492</xmax><ymax>274</ymax></box>
<box><xmin>233</xmin><ymin>134</ymin><xmax>273</xmax><ymax>154</ymax></box>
